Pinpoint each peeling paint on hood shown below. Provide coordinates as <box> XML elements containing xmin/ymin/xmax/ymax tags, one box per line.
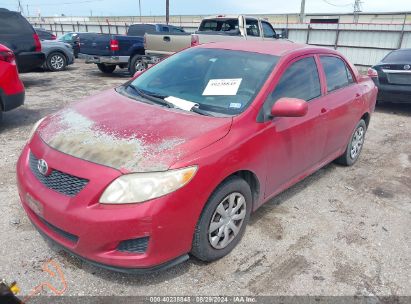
<box><xmin>37</xmin><ymin>89</ymin><xmax>232</xmax><ymax>172</ymax></box>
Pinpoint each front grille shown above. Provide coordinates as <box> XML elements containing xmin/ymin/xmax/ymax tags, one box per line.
<box><xmin>38</xmin><ymin>216</ymin><xmax>79</xmax><ymax>243</ymax></box>
<box><xmin>117</xmin><ymin>237</ymin><xmax>149</xmax><ymax>253</ymax></box>
<box><xmin>29</xmin><ymin>152</ymin><xmax>89</xmax><ymax>197</ymax></box>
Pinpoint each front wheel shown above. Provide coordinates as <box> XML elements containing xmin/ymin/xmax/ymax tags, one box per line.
<box><xmin>335</xmin><ymin>119</ymin><xmax>367</xmax><ymax>166</ymax></box>
<box><xmin>97</xmin><ymin>63</ymin><xmax>116</xmax><ymax>74</ymax></box>
<box><xmin>191</xmin><ymin>176</ymin><xmax>252</xmax><ymax>262</ymax></box>
<box><xmin>47</xmin><ymin>52</ymin><xmax>67</xmax><ymax>71</ymax></box>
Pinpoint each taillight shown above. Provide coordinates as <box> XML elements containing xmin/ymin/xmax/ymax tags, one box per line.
<box><xmin>367</xmin><ymin>68</ymin><xmax>378</xmax><ymax>78</ymax></box>
<box><xmin>51</xmin><ymin>34</ymin><xmax>57</xmax><ymax>40</ymax></box>
<box><xmin>110</xmin><ymin>39</ymin><xmax>119</xmax><ymax>51</ymax></box>
<box><xmin>0</xmin><ymin>50</ymin><xmax>16</xmax><ymax>64</ymax></box>
<box><xmin>144</xmin><ymin>35</ymin><xmax>147</xmax><ymax>49</ymax></box>
<box><xmin>191</xmin><ymin>34</ymin><xmax>199</xmax><ymax>47</ymax></box>
<box><xmin>33</xmin><ymin>33</ymin><xmax>41</xmax><ymax>52</ymax></box>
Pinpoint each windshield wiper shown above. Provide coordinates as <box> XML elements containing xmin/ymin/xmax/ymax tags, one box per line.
<box><xmin>128</xmin><ymin>85</ymin><xmax>173</xmax><ymax>108</ymax></box>
<box><xmin>127</xmin><ymin>85</ymin><xmax>214</xmax><ymax>116</ymax></box>
<box><xmin>190</xmin><ymin>106</ymin><xmax>214</xmax><ymax>116</ymax></box>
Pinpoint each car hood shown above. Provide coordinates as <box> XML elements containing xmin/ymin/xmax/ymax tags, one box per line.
<box><xmin>37</xmin><ymin>89</ymin><xmax>232</xmax><ymax>172</ymax></box>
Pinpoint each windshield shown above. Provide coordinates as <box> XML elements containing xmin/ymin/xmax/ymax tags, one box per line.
<box><xmin>382</xmin><ymin>49</ymin><xmax>411</xmax><ymax>63</ymax></box>
<box><xmin>128</xmin><ymin>48</ymin><xmax>279</xmax><ymax>115</ymax></box>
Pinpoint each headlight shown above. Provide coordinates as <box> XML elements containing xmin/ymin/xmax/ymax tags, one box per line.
<box><xmin>99</xmin><ymin>166</ymin><xmax>198</xmax><ymax>204</ymax></box>
<box><xmin>28</xmin><ymin>117</ymin><xmax>46</xmax><ymax>140</ymax></box>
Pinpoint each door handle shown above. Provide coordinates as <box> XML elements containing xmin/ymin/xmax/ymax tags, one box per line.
<box><xmin>163</xmin><ymin>36</ymin><xmax>171</xmax><ymax>42</ymax></box>
<box><xmin>355</xmin><ymin>93</ymin><xmax>361</xmax><ymax>98</ymax></box>
<box><xmin>321</xmin><ymin>108</ymin><xmax>327</xmax><ymax>114</ymax></box>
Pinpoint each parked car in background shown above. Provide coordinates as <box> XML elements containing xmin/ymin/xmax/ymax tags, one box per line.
<box><xmin>59</xmin><ymin>32</ymin><xmax>80</xmax><ymax>58</ymax></box>
<box><xmin>144</xmin><ymin>15</ymin><xmax>278</xmax><ymax>61</ymax></box>
<box><xmin>34</xmin><ymin>27</ymin><xmax>57</xmax><ymax>40</ymax></box>
<box><xmin>81</xmin><ymin>24</ymin><xmax>186</xmax><ymax>75</ymax></box>
<box><xmin>0</xmin><ymin>44</ymin><xmax>24</xmax><ymax>121</ymax></box>
<box><xmin>0</xmin><ymin>8</ymin><xmax>45</xmax><ymax>72</ymax></box>
<box><xmin>368</xmin><ymin>48</ymin><xmax>411</xmax><ymax>103</ymax></box>
<box><xmin>41</xmin><ymin>40</ymin><xmax>74</xmax><ymax>71</ymax></box>
<box><xmin>18</xmin><ymin>41</ymin><xmax>377</xmax><ymax>273</ymax></box>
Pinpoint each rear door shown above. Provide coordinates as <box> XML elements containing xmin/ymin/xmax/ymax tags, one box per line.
<box><xmin>0</xmin><ymin>10</ymin><xmax>36</xmax><ymax>54</ymax></box>
<box><xmin>244</xmin><ymin>17</ymin><xmax>262</xmax><ymax>41</ymax></box>
<box><xmin>317</xmin><ymin>55</ymin><xmax>362</xmax><ymax>159</ymax></box>
<box><xmin>263</xmin><ymin>55</ymin><xmax>327</xmax><ymax>197</ymax></box>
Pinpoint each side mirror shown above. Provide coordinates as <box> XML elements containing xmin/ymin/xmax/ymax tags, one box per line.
<box><xmin>270</xmin><ymin>97</ymin><xmax>308</xmax><ymax>117</ymax></box>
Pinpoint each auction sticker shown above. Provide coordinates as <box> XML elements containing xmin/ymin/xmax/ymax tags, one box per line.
<box><xmin>203</xmin><ymin>78</ymin><xmax>242</xmax><ymax>96</ymax></box>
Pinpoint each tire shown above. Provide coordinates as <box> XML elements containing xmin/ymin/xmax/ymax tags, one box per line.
<box><xmin>97</xmin><ymin>63</ymin><xmax>116</xmax><ymax>74</ymax></box>
<box><xmin>191</xmin><ymin>176</ymin><xmax>252</xmax><ymax>262</ymax></box>
<box><xmin>335</xmin><ymin>119</ymin><xmax>367</xmax><ymax>166</ymax></box>
<box><xmin>46</xmin><ymin>52</ymin><xmax>67</xmax><ymax>72</ymax></box>
<box><xmin>128</xmin><ymin>55</ymin><xmax>147</xmax><ymax>75</ymax></box>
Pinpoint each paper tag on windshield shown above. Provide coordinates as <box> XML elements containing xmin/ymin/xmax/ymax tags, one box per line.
<box><xmin>202</xmin><ymin>79</ymin><xmax>242</xmax><ymax>96</ymax></box>
<box><xmin>165</xmin><ymin>96</ymin><xmax>199</xmax><ymax>111</ymax></box>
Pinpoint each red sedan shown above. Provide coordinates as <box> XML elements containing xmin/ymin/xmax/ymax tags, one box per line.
<box><xmin>17</xmin><ymin>41</ymin><xmax>377</xmax><ymax>273</ymax></box>
<box><xmin>0</xmin><ymin>44</ymin><xmax>25</xmax><ymax>121</ymax></box>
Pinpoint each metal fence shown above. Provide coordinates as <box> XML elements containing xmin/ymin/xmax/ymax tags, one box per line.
<box><xmin>31</xmin><ymin>20</ymin><xmax>411</xmax><ymax>69</ymax></box>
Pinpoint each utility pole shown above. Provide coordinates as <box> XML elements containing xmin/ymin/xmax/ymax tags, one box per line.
<box><xmin>166</xmin><ymin>0</ymin><xmax>169</xmax><ymax>25</ymax></box>
<box><xmin>353</xmin><ymin>0</ymin><xmax>362</xmax><ymax>23</ymax></box>
<box><xmin>17</xmin><ymin>0</ymin><xmax>23</xmax><ymax>14</ymax></box>
<box><xmin>139</xmin><ymin>0</ymin><xmax>142</xmax><ymax>23</ymax></box>
<box><xmin>299</xmin><ymin>0</ymin><xmax>306</xmax><ymax>23</ymax></box>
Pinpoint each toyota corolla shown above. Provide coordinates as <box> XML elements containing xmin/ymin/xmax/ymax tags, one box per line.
<box><xmin>17</xmin><ymin>41</ymin><xmax>377</xmax><ymax>273</ymax></box>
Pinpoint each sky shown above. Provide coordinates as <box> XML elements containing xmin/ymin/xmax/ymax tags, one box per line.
<box><xmin>2</xmin><ymin>0</ymin><xmax>411</xmax><ymax>17</ymax></box>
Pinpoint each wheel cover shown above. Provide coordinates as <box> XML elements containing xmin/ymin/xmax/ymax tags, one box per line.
<box><xmin>50</xmin><ymin>55</ymin><xmax>64</xmax><ymax>70</ymax></box>
<box><xmin>135</xmin><ymin>60</ymin><xmax>145</xmax><ymax>72</ymax></box>
<box><xmin>350</xmin><ymin>126</ymin><xmax>365</xmax><ymax>159</ymax></box>
<box><xmin>208</xmin><ymin>192</ymin><xmax>247</xmax><ymax>249</ymax></box>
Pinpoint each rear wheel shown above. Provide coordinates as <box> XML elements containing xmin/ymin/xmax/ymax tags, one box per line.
<box><xmin>97</xmin><ymin>63</ymin><xmax>116</xmax><ymax>74</ymax></box>
<box><xmin>129</xmin><ymin>55</ymin><xmax>147</xmax><ymax>75</ymax></box>
<box><xmin>191</xmin><ymin>176</ymin><xmax>252</xmax><ymax>262</ymax></box>
<box><xmin>335</xmin><ymin>119</ymin><xmax>367</xmax><ymax>166</ymax></box>
<box><xmin>46</xmin><ymin>52</ymin><xmax>67</xmax><ymax>71</ymax></box>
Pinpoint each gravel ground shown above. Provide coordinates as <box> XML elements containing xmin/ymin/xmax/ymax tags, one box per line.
<box><xmin>0</xmin><ymin>61</ymin><xmax>410</xmax><ymax>298</ymax></box>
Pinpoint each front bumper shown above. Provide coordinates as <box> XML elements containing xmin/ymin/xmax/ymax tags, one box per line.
<box><xmin>80</xmin><ymin>54</ymin><xmax>129</xmax><ymax>65</ymax></box>
<box><xmin>16</xmin><ymin>135</ymin><xmax>207</xmax><ymax>271</ymax></box>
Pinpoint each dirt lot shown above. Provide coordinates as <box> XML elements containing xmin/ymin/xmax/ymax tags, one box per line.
<box><xmin>0</xmin><ymin>61</ymin><xmax>410</xmax><ymax>298</ymax></box>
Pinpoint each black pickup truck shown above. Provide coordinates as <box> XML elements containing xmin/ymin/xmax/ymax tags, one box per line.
<box><xmin>80</xmin><ymin>23</ymin><xmax>185</xmax><ymax>75</ymax></box>
<box><xmin>0</xmin><ymin>8</ymin><xmax>45</xmax><ymax>72</ymax></box>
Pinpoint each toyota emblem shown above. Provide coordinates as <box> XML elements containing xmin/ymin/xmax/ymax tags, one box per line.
<box><xmin>37</xmin><ymin>159</ymin><xmax>49</xmax><ymax>176</ymax></box>
<box><xmin>404</xmin><ymin>64</ymin><xmax>410</xmax><ymax>70</ymax></box>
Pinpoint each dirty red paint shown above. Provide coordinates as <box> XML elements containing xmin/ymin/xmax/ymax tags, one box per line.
<box><xmin>16</xmin><ymin>41</ymin><xmax>377</xmax><ymax>272</ymax></box>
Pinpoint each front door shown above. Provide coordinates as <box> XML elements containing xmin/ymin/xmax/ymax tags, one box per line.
<box><xmin>261</xmin><ymin>56</ymin><xmax>328</xmax><ymax>198</ymax></box>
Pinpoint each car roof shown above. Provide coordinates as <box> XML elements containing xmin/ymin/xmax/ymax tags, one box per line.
<box><xmin>197</xmin><ymin>40</ymin><xmax>333</xmax><ymax>57</ymax></box>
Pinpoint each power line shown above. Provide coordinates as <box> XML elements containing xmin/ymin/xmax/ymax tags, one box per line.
<box><xmin>322</xmin><ymin>0</ymin><xmax>352</xmax><ymax>7</ymax></box>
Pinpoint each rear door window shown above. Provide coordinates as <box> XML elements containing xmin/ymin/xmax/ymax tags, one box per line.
<box><xmin>127</xmin><ymin>24</ymin><xmax>156</xmax><ymax>36</ymax></box>
<box><xmin>264</xmin><ymin>57</ymin><xmax>321</xmax><ymax>113</ymax></box>
<box><xmin>0</xmin><ymin>12</ymin><xmax>33</xmax><ymax>34</ymax></box>
<box><xmin>320</xmin><ymin>56</ymin><xmax>353</xmax><ymax>92</ymax></box>
<box><xmin>245</xmin><ymin>18</ymin><xmax>260</xmax><ymax>37</ymax></box>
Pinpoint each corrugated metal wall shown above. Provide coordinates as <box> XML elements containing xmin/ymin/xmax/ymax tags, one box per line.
<box><xmin>32</xmin><ymin>20</ymin><xmax>411</xmax><ymax>68</ymax></box>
